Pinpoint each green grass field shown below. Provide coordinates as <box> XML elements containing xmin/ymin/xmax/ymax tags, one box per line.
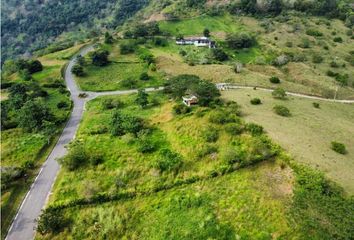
<box><xmin>159</xmin><ymin>15</ymin><xmax>244</xmax><ymax>37</ymax></box>
<box><xmin>222</xmin><ymin>89</ymin><xmax>354</xmax><ymax>194</ymax></box>
<box><xmin>75</xmin><ymin>43</ymin><xmax>165</xmax><ymax>91</ymax></box>
<box><xmin>38</xmin><ymin>92</ymin><xmax>354</xmax><ymax>239</ymax></box>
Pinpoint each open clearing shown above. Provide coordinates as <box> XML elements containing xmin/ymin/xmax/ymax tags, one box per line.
<box><xmin>223</xmin><ymin>89</ymin><xmax>354</xmax><ymax>194</ymax></box>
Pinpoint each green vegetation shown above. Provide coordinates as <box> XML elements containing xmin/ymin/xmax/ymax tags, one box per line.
<box><xmin>1</xmin><ymin>45</ymin><xmax>75</xmax><ymax>236</ymax></box>
<box><xmin>331</xmin><ymin>141</ymin><xmax>347</xmax><ymax>154</ymax></box>
<box><xmin>273</xmin><ymin>105</ymin><xmax>291</xmax><ymax>117</ymax></box>
<box><xmin>38</xmin><ymin>90</ymin><xmax>354</xmax><ymax>239</ymax></box>
<box><xmin>223</xmin><ymin>89</ymin><xmax>354</xmax><ymax>193</ymax></box>
<box><xmin>74</xmin><ymin>43</ymin><xmax>164</xmax><ymax>91</ymax></box>
<box><xmin>250</xmin><ymin>98</ymin><xmax>262</xmax><ymax>105</ymax></box>
<box><xmin>272</xmin><ymin>88</ymin><xmax>287</xmax><ymax>99</ymax></box>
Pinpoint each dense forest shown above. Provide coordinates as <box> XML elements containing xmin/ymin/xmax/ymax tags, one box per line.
<box><xmin>1</xmin><ymin>0</ymin><xmax>148</xmax><ymax>62</ymax></box>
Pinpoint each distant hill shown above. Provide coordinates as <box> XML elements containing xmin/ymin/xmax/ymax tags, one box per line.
<box><xmin>1</xmin><ymin>0</ymin><xmax>147</xmax><ymax>62</ymax></box>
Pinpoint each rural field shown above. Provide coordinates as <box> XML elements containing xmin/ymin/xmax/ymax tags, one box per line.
<box><xmin>38</xmin><ymin>89</ymin><xmax>353</xmax><ymax>239</ymax></box>
<box><xmin>0</xmin><ymin>43</ymin><xmax>87</xmax><ymax>235</ymax></box>
<box><xmin>222</xmin><ymin>89</ymin><xmax>354</xmax><ymax>194</ymax></box>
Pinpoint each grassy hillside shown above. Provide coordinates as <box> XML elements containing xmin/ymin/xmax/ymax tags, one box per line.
<box><xmin>223</xmin><ymin>89</ymin><xmax>354</xmax><ymax>194</ymax></box>
<box><xmin>0</xmin><ymin>43</ymin><xmax>86</xmax><ymax>237</ymax></box>
<box><xmin>37</xmin><ymin>92</ymin><xmax>354</xmax><ymax>239</ymax></box>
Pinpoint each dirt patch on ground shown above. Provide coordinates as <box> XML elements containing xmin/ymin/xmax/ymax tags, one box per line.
<box><xmin>144</xmin><ymin>13</ymin><xmax>166</xmax><ymax>23</ymax></box>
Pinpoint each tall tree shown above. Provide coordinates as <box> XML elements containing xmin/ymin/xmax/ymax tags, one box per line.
<box><xmin>135</xmin><ymin>89</ymin><xmax>149</xmax><ymax>108</ymax></box>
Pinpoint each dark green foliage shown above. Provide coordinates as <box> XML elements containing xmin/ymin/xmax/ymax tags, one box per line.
<box><xmin>19</xmin><ymin>69</ymin><xmax>32</xmax><ymax>81</ymax></box>
<box><xmin>312</xmin><ymin>54</ymin><xmax>324</xmax><ymax>63</ymax></box>
<box><xmin>335</xmin><ymin>73</ymin><xmax>349</xmax><ymax>86</ymax></box>
<box><xmin>306</xmin><ymin>29</ymin><xmax>323</xmax><ymax>37</ymax></box>
<box><xmin>226</xmin><ymin>32</ymin><xmax>256</xmax><ymax>49</ymax></box>
<box><xmin>269</xmin><ymin>76</ymin><xmax>280</xmax><ymax>84</ymax></box>
<box><xmin>173</xmin><ymin>104</ymin><xmax>191</xmax><ymax>115</ymax></box>
<box><xmin>76</xmin><ymin>55</ymin><xmax>85</xmax><ymax>66</ymax></box>
<box><xmin>57</xmin><ymin>101</ymin><xmax>69</xmax><ymax>109</ymax></box>
<box><xmin>203</xmin><ymin>127</ymin><xmax>219</xmax><ymax>142</ymax></box>
<box><xmin>135</xmin><ymin>89</ymin><xmax>149</xmax><ymax>108</ymax></box>
<box><xmin>312</xmin><ymin>102</ymin><xmax>320</xmax><ymax>108</ymax></box>
<box><xmin>37</xmin><ymin>208</ymin><xmax>68</xmax><ymax>235</ymax></box>
<box><xmin>153</xmin><ymin>37</ymin><xmax>168</xmax><ymax>46</ymax></box>
<box><xmin>250</xmin><ymin>98</ymin><xmax>262</xmax><ymax>105</ymax></box>
<box><xmin>27</xmin><ymin>60</ymin><xmax>43</xmax><ymax>74</ymax></box>
<box><xmin>59</xmin><ymin>143</ymin><xmax>87</xmax><ymax>171</ymax></box>
<box><xmin>138</xmin><ymin>139</ymin><xmax>157</xmax><ymax>153</ymax></box>
<box><xmin>18</xmin><ymin>99</ymin><xmax>53</xmax><ymax>132</ymax></box>
<box><xmin>71</xmin><ymin>64</ymin><xmax>84</xmax><ymax>76</ymax></box>
<box><xmin>164</xmin><ymin>75</ymin><xmax>220</xmax><ymax>107</ymax></box>
<box><xmin>154</xmin><ymin>149</ymin><xmax>182</xmax><ymax>172</ymax></box>
<box><xmin>209</xmin><ymin>110</ymin><xmax>239</xmax><ymax>125</ymax></box>
<box><xmin>333</xmin><ymin>36</ymin><xmax>343</xmax><ymax>43</ymax></box>
<box><xmin>211</xmin><ymin>48</ymin><xmax>228</xmax><ymax>61</ymax></box>
<box><xmin>326</xmin><ymin>70</ymin><xmax>338</xmax><ymax>77</ymax></box>
<box><xmin>139</xmin><ymin>53</ymin><xmax>155</xmax><ymax>65</ymax></box>
<box><xmin>120</xmin><ymin>78</ymin><xmax>138</xmax><ymax>89</ymax></box>
<box><xmin>140</xmin><ymin>72</ymin><xmax>149</xmax><ymax>81</ymax></box>
<box><xmin>331</xmin><ymin>141</ymin><xmax>347</xmax><ymax>154</ymax></box>
<box><xmin>89</xmin><ymin>153</ymin><xmax>104</xmax><ymax>166</ymax></box>
<box><xmin>330</xmin><ymin>61</ymin><xmax>339</xmax><ymax>68</ymax></box>
<box><xmin>186</xmin><ymin>0</ymin><xmax>206</xmax><ymax>8</ymax></box>
<box><xmin>120</xmin><ymin>42</ymin><xmax>136</xmax><ymax>54</ymax></box>
<box><xmin>203</xmin><ymin>28</ymin><xmax>210</xmax><ymax>37</ymax></box>
<box><xmin>273</xmin><ymin>105</ymin><xmax>291</xmax><ymax>117</ymax></box>
<box><xmin>179</xmin><ymin>50</ymin><xmax>187</xmax><ymax>56</ymax></box>
<box><xmin>197</xmin><ymin>144</ymin><xmax>218</xmax><ymax>158</ymax></box>
<box><xmin>110</xmin><ymin>111</ymin><xmax>144</xmax><ymax>137</ymax></box>
<box><xmin>225</xmin><ymin>123</ymin><xmax>243</xmax><ymax>135</ymax></box>
<box><xmin>1</xmin><ymin>0</ymin><xmax>147</xmax><ymax>61</ymax></box>
<box><xmin>298</xmin><ymin>38</ymin><xmax>311</xmax><ymax>48</ymax></box>
<box><xmin>291</xmin><ymin>165</ymin><xmax>354</xmax><ymax>239</ymax></box>
<box><xmin>272</xmin><ymin>87</ymin><xmax>287</xmax><ymax>99</ymax></box>
<box><xmin>104</xmin><ymin>32</ymin><xmax>114</xmax><ymax>44</ymax></box>
<box><xmin>127</xmin><ymin>22</ymin><xmax>160</xmax><ymax>38</ymax></box>
<box><xmin>90</xmin><ymin>49</ymin><xmax>109</xmax><ymax>66</ymax></box>
<box><xmin>245</xmin><ymin>123</ymin><xmax>263</xmax><ymax>136</ymax></box>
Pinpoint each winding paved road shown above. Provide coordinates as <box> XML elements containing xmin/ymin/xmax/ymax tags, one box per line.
<box><xmin>6</xmin><ymin>45</ymin><xmax>354</xmax><ymax>240</ymax></box>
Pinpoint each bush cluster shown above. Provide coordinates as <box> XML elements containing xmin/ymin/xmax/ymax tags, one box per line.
<box><xmin>331</xmin><ymin>141</ymin><xmax>347</xmax><ymax>154</ymax></box>
<box><xmin>273</xmin><ymin>105</ymin><xmax>291</xmax><ymax>117</ymax></box>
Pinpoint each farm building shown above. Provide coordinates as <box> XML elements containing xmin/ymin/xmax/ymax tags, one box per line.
<box><xmin>176</xmin><ymin>36</ymin><xmax>216</xmax><ymax>48</ymax></box>
<box><xmin>182</xmin><ymin>95</ymin><xmax>198</xmax><ymax>106</ymax></box>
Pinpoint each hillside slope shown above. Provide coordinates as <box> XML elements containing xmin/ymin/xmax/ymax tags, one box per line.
<box><xmin>1</xmin><ymin>0</ymin><xmax>147</xmax><ymax>61</ymax></box>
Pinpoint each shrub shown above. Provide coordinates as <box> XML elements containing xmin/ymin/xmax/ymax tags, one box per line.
<box><xmin>313</xmin><ymin>102</ymin><xmax>320</xmax><ymax>108</ymax></box>
<box><xmin>37</xmin><ymin>208</ymin><xmax>68</xmax><ymax>235</ymax></box>
<box><xmin>120</xmin><ymin>43</ymin><xmax>135</xmax><ymax>54</ymax></box>
<box><xmin>155</xmin><ymin>149</ymin><xmax>183</xmax><ymax>172</ymax></box>
<box><xmin>330</xmin><ymin>61</ymin><xmax>339</xmax><ymax>68</ymax></box>
<box><xmin>273</xmin><ymin>55</ymin><xmax>289</xmax><ymax>66</ymax></box>
<box><xmin>179</xmin><ymin>50</ymin><xmax>187</xmax><ymax>56</ymax></box>
<box><xmin>197</xmin><ymin>144</ymin><xmax>218</xmax><ymax>158</ymax></box>
<box><xmin>202</xmin><ymin>127</ymin><xmax>219</xmax><ymax>142</ymax></box>
<box><xmin>153</xmin><ymin>37</ymin><xmax>168</xmax><ymax>46</ymax></box>
<box><xmin>71</xmin><ymin>64</ymin><xmax>84</xmax><ymax>76</ymax></box>
<box><xmin>327</xmin><ymin>70</ymin><xmax>338</xmax><ymax>77</ymax></box>
<box><xmin>250</xmin><ymin>98</ymin><xmax>262</xmax><ymax>105</ymax></box>
<box><xmin>333</xmin><ymin>37</ymin><xmax>343</xmax><ymax>43</ymax></box>
<box><xmin>272</xmin><ymin>87</ymin><xmax>287</xmax><ymax>99</ymax></box>
<box><xmin>101</xmin><ymin>98</ymin><xmax>124</xmax><ymax>110</ymax></box>
<box><xmin>212</xmin><ymin>48</ymin><xmax>228</xmax><ymax>61</ymax></box>
<box><xmin>209</xmin><ymin>110</ymin><xmax>238</xmax><ymax>124</ymax></box>
<box><xmin>312</xmin><ymin>54</ymin><xmax>324</xmax><ymax>63</ymax></box>
<box><xmin>285</xmin><ymin>41</ymin><xmax>293</xmax><ymax>47</ymax></box>
<box><xmin>226</xmin><ymin>32</ymin><xmax>256</xmax><ymax>49</ymax></box>
<box><xmin>90</xmin><ymin>49</ymin><xmax>109</xmax><ymax>66</ymax></box>
<box><xmin>298</xmin><ymin>38</ymin><xmax>310</xmax><ymax>48</ymax></box>
<box><xmin>245</xmin><ymin>123</ymin><xmax>263</xmax><ymax>136</ymax></box>
<box><xmin>331</xmin><ymin>142</ymin><xmax>347</xmax><ymax>154</ymax></box>
<box><xmin>306</xmin><ymin>29</ymin><xmax>323</xmax><ymax>37</ymax></box>
<box><xmin>269</xmin><ymin>76</ymin><xmax>280</xmax><ymax>84</ymax></box>
<box><xmin>89</xmin><ymin>153</ymin><xmax>103</xmax><ymax>166</ymax></box>
<box><xmin>120</xmin><ymin>78</ymin><xmax>138</xmax><ymax>89</ymax></box>
<box><xmin>225</xmin><ymin>123</ymin><xmax>243</xmax><ymax>135</ymax></box>
<box><xmin>59</xmin><ymin>143</ymin><xmax>87</xmax><ymax>171</ymax></box>
<box><xmin>138</xmin><ymin>139</ymin><xmax>157</xmax><ymax>153</ymax></box>
<box><xmin>173</xmin><ymin>103</ymin><xmax>191</xmax><ymax>115</ymax></box>
<box><xmin>140</xmin><ymin>72</ymin><xmax>149</xmax><ymax>81</ymax></box>
<box><xmin>273</xmin><ymin>105</ymin><xmax>291</xmax><ymax>117</ymax></box>
<box><xmin>222</xmin><ymin>147</ymin><xmax>246</xmax><ymax>165</ymax></box>
<box><xmin>110</xmin><ymin>111</ymin><xmax>144</xmax><ymax>137</ymax></box>
<box><xmin>57</xmin><ymin>101</ymin><xmax>69</xmax><ymax>109</ymax></box>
